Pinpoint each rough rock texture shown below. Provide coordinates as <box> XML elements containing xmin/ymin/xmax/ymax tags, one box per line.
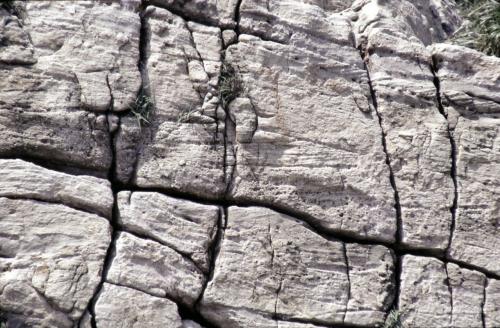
<box><xmin>201</xmin><ymin>206</ymin><xmax>394</xmax><ymax>327</ymax></box>
<box><xmin>1</xmin><ymin>0</ymin><xmax>500</xmax><ymax>327</ymax></box>
<box><xmin>117</xmin><ymin>191</ymin><xmax>220</xmax><ymax>272</ymax></box>
<box><xmin>94</xmin><ymin>283</ymin><xmax>183</xmax><ymax>328</ymax></box>
<box><xmin>115</xmin><ymin>7</ymin><xmax>226</xmax><ymax>198</ymax></box>
<box><xmin>431</xmin><ymin>43</ymin><xmax>500</xmax><ymax>275</ymax></box>
<box><xmin>225</xmin><ymin>16</ymin><xmax>396</xmax><ymax>242</ymax></box>
<box><xmin>106</xmin><ymin>232</ymin><xmax>205</xmax><ymax>307</ymax></box>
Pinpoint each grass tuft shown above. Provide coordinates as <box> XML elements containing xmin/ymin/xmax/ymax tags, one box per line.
<box><xmin>383</xmin><ymin>309</ymin><xmax>404</xmax><ymax>328</ymax></box>
<box><xmin>129</xmin><ymin>88</ymin><xmax>154</xmax><ymax>127</ymax></box>
<box><xmin>219</xmin><ymin>63</ymin><xmax>243</xmax><ymax>108</ymax></box>
<box><xmin>453</xmin><ymin>0</ymin><xmax>500</xmax><ymax>57</ymax></box>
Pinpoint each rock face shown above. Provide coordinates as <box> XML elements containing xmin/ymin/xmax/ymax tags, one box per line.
<box><xmin>1</xmin><ymin>0</ymin><xmax>500</xmax><ymax>328</ymax></box>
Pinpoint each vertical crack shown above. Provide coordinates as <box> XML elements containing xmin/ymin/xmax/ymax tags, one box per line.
<box><xmin>430</xmin><ymin>57</ymin><xmax>458</xmax><ymax>260</ymax></box>
<box><xmin>234</xmin><ymin>0</ymin><xmax>243</xmax><ymax>35</ymax></box>
<box><xmin>481</xmin><ymin>278</ymin><xmax>488</xmax><ymax>328</ymax></box>
<box><xmin>358</xmin><ymin>46</ymin><xmax>402</xmax><ymax>315</ymax></box>
<box><xmin>444</xmin><ymin>265</ymin><xmax>454</xmax><ymax>325</ymax></box>
<box><xmin>342</xmin><ymin>243</ymin><xmax>351</xmax><ymax>324</ymax></box>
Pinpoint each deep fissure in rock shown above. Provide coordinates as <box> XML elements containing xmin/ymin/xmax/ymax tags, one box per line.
<box><xmin>430</xmin><ymin>58</ymin><xmax>459</xmax><ymax>261</ymax></box>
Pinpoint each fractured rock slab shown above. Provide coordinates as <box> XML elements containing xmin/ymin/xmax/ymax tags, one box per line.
<box><xmin>399</xmin><ymin>255</ymin><xmax>452</xmax><ymax>327</ymax></box>
<box><xmin>106</xmin><ymin>232</ymin><xmax>205</xmax><ymax>307</ymax></box>
<box><xmin>117</xmin><ymin>191</ymin><xmax>220</xmax><ymax>272</ymax></box>
<box><xmin>0</xmin><ymin>198</ymin><xmax>111</xmax><ymax>328</ymax></box>
<box><xmin>0</xmin><ymin>159</ymin><xmax>113</xmax><ymax>218</ymax></box>
<box><xmin>431</xmin><ymin>43</ymin><xmax>500</xmax><ymax>275</ymax></box>
<box><xmin>115</xmin><ymin>7</ymin><xmax>225</xmax><ymax>198</ymax></box>
<box><xmin>94</xmin><ymin>283</ymin><xmax>183</xmax><ymax>328</ymax></box>
<box><xmin>352</xmin><ymin>0</ymin><xmax>456</xmax><ymax>251</ymax></box>
<box><xmin>0</xmin><ymin>1</ymin><xmax>141</xmax><ymax>173</ymax></box>
<box><xmin>225</xmin><ymin>25</ymin><xmax>396</xmax><ymax>242</ymax></box>
<box><xmin>200</xmin><ymin>206</ymin><xmax>394</xmax><ymax>327</ymax></box>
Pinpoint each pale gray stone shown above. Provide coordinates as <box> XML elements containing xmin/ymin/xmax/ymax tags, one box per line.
<box><xmin>150</xmin><ymin>0</ymin><xmax>238</xmax><ymax>27</ymax></box>
<box><xmin>200</xmin><ymin>206</ymin><xmax>394</xmax><ymax>327</ymax></box>
<box><xmin>0</xmin><ymin>159</ymin><xmax>113</xmax><ymax>218</ymax></box>
<box><xmin>225</xmin><ymin>31</ymin><xmax>396</xmax><ymax>242</ymax></box>
<box><xmin>0</xmin><ymin>198</ymin><xmax>111</xmax><ymax>328</ymax></box>
<box><xmin>447</xmin><ymin>263</ymin><xmax>485</xmax><ymax>328</ymax></box>
<box><xmin>485</xmin><ymin>279</ymin><xmax>500</xmax><ymax>328</ymax></box>
<box><xmin>431</xmin><ymin>43</ymin><xmax>500</xmax><ymax>274</ymax></box>
<box><xmin>106</xmin><ymin>232</ymin><xmax>205</xmax><ymax>307</ymax></box>
<box><xmin>182</xmin><ymin>320</ymin><xmax>204</xmax><ymax>328</ymax></box>
<box><xmin>117</xmin><ymin>191</ymin><xmax>220</xmax><ymax>272</ymax></box>
<box><xmin>94</xmin><ymin>283</ymin><xmax>183</xmax><ymax>328</ymax></box>
<box><xmin>399</xmin><ymin>255</ymin><xmax>452</xmax><ymax>327</ymax></box>
<box><xmin>352</xmin><ymin>0</ymin><xmax>456</xmax><ymax>251</ymax></box>
<box><xmin>115</xmin><ymin>7</ymin><xmax>225</xmax><ymax>198</ymax></box>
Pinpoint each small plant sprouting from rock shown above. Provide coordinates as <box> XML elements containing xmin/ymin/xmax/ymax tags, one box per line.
<box><xmin>129</xmin><ymin>89</ymin><xmax>154</xmax><ymax>127</ymax></box>
<box><xmin>383</xmin><ymin>309</ymin><xmax>404</xmax><ymax>328</ymax></box>
<box><xmin>453</xmin><ymin>0</ymin><xmax>500</xmax><ymax>57</ymax></box>
<box><xmin>177</xmin><ymin>108</ymin><xmax>198</xmax><ymax>123</ymax></box>
<box><xmin>219</xmin><ymin>63</ymin><xmax>243</xmax><ymax>108</ymax></box>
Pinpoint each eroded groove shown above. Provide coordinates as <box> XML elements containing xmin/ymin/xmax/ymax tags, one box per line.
<box><xmin>444</xmin><ymin>264</ymin><xmax>454</xmax><ymax>325</ymax></box>
<box><xmin>481</xmin><ymin>279</ymin><xmax>488</xmax><ymax>328</ymax></box>
<box><xmin>430</xmin><ymin>57</ymin><xmax>459</xmax><ymax>261</ymax></box>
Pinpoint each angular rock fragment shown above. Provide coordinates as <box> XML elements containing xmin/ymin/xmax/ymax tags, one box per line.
<box><xmin>431</xmin><ymin>43</ymin><xmax>500</xmax><ymax>275</ymax></box>
<box><xmin>0</xmin><ymin>159</ymin><xmax>113</xmax><ymax>218</ymax></box>
<box><xmin>94</xmin><ymin>283</ymin><xmax>183</xmax><ymax>328</ymax></box>
<box><xmin>117</xmin><ymin>191</ymin><xmax>220</xmax><ymax>272</ymax></box>
<box><xmin>115</xmin><ymin>7</ymin><xmax>225</xmax><ymax>198</ymax></box>
<box><xmin>200</xmin><ymin>206</ymin><xmax>394</xmax><ymax>327</ymax></box>
<box><xmin>106</xmin><ymin>232</ymin><xmax>205</xmax><ymax>307</ymax></box>
<box><xmin>352</xmin><ymin>0</ymin><xmax>457</xmax><ymax>251</ymax></box>
<box><xmin>0</xmin><ymin>198</ymin><xmax>111</xmax><ymax>328</ymax></box>
<box><xmin>399</xmin><ymin>255</ymin><xmax>452</xmax><ymax>327</ymax></box>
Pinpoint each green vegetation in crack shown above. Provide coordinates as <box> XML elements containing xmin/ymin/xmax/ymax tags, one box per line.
<box><xmin>129</xmin><ymin>88</ymin><xmax>154</xmax><ymax>128</ymax></box>
<box><xmin>453</xmin><ymin>0</ymin><xmax>500</xmax><ymax>57</ymax></box>
<box><xmin>219</xmin><ymin>62</ymin><xmax>243</xmax><ymax>108</ymax></box>
<box><xmin>383</xmin><ymin>309</ymin><xmax>404</xmax><ymax>328</ymax></box>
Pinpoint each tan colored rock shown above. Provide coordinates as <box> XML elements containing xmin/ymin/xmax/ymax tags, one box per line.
<box><xmin>352</xmin><ymin>0</ymin><xmax>457</xmax><ymax>251</ymax></box>
<box><xmin>0</xmin><ymin>198</ymin><xmax>111</xmax><ymax>327</ymax></box>
<box><xmin>115</xmin><ymin>7</ymin><xmax>225</xmax><ymax>198</ymax></box>
<box><xmin>200</xmin><ymin>206</ymin><xmax>394</xmax><ymax>327</ymax></box>
<box><xmin>94</xmin><ymin>283</ymin><xmax>183</xmax><ymax>328</ymax></box>
<box><xmin>0</xmin><ymin>159</ymin><xmax>113</xmax><ymax>218</ymax></box>
<box><xmin>117</xmin><ymin>191</ymin><xmax>220</xmax><ymax>272</ymax></box>
<box><xmin>106</xmin><ymin>232</ymin><xmax>205</xmax><ymax>307</ymax></box>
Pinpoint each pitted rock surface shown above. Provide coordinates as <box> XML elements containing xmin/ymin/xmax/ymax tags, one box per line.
<box><xmin>1</xmin><ymin>0</ymin><xmax>500</xmax><ymax>327</ymax></box>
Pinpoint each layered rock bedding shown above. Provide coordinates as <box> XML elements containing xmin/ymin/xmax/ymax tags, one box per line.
<box><xmin>0</xmin><ymin>0</ymin><xmax>499</xmax><ymax>327</ymax></box>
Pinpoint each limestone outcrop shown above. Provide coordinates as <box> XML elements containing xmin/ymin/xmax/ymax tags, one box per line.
<box><xmin>0</xmin><ymin>0</ymin><xmax>499</xmax><ymax>327</ymax></box>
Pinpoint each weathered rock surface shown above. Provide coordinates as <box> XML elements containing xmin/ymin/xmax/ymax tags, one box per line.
<box><xmin>352</xmin><ymin>0</ymin><xmax>457</xmax><ymax>251</ymax></box>
<box><xmin>115</xmin><ymin>7</ymin><xmax>226</xmax><ymax>198</ymax></box>
<box><xmin>0</xmin><ymin>159</ymin><xmax>113</xmax><ymax>218</ymax></box>
<box><xmin>117</xmin><ymin>191</ymin><xmax>220</xmax><ymax>272</ymax></box>
<box><xmin>0</xmin><ymin>198</ymin><xmax>111</xmax><ymax>327</ymax></box>
<box><xmin>106</xmin><ymin>232</ymin><xmax>205</xmax><ymax>307</ymax></box>
<box><xmin>431</xmin><ymin>43</ymin><xmax>500</xmax><ymax>275</ymax></box>
<box><xmin>94</xmin><ymin>283</ymin><xmax>183</xmax><ymax>328</ymax></box>
<box><xmin>200</xmin><ymin>206</ymin><xmax>394</xmax><ymax>327</ymax></box>
<box><xmin>225</xmin><ymin>24</ymin><xmax>396</xmax><ymax>242</ymax></box>
<box><xmin>1</xmin><ymin>0</ymin><xmax>500</xmax><ymax>327</ymax></box>
<box><xmin>0</xmin><ymin>0</ymin><xmax>141</xmax><ymax>173</ymax></box>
